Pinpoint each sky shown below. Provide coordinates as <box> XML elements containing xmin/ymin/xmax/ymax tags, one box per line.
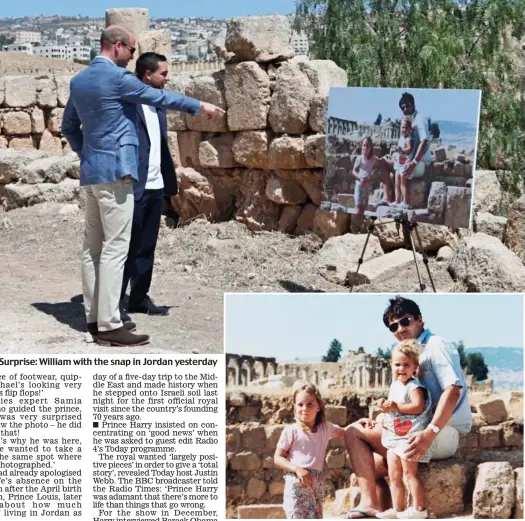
<box><xmin>0</xmin><ymin>0</ymin><xmax>296</xmax><ymax>19</ymax></box>
<box><xmin>225</xmin><ymin>293</ymin><xmax>524</xmax><ymax>361</ymax></box>
<box><xmin>328</xmin><ymin>87</ymin><xmax>482</xmax><ymax>125</ymax></box>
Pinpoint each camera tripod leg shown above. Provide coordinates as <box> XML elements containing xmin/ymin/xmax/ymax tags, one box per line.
<box><xmin>349</xmin><ymin>217</ymin><xmax>376</xmax><ymax>292</ymax></box>
<box><xmin>404</xmin><ymin>223</ymin><xmax>426</xmax><ymax>292</ymax></box>
<box><xmin>413</xmin><ymin>224</ymin><xmax>437</xmax><ymax>293</ymax></box>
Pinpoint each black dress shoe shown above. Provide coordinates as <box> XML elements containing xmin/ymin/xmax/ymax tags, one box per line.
<box><xmin>128</xmin><ymin>297</ymin><xmax>169</xmax><ymax>316</ymax></box>
<box><xmin>87</xmin><ymin>321</ymin><xmax>136</xmax><ymax>336</ymax></box>
<box><xmin>119</xmin><ymin>302</ymin><xmax>131</xmax><ymax>323</ymax></box>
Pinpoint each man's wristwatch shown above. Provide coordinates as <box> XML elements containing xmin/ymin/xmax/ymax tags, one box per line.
<box><xmin>428</xmin><ymin>423</ymin><xmax>440</xmax><ymax>434</ymax></box>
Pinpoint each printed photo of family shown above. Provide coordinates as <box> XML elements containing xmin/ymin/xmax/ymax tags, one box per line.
<box><xmin>225</xmin><ymin>294</ymin><xmax>524</xmax><ymax>520</ymax></box>
<box><xmin>321</xmin><ymin>88</ymin><xmax>481</xmax><ymax>231</ymax></box>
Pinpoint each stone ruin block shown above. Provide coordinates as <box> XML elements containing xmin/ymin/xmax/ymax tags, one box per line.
<box><xmin>105</xmin><ymin>8</ymin><xmax>150</xmax><ymax>37</ymax></box>
<box><xmin>232</xmin><ymin>131</ymin><xmax>270</xmax><ymax>169</ymax></box>
<box><xmin>473</xmin><ymin>462</ymin><xmax>515</xmax><ymax>519</ymax></box>
<box><xmin>478</xmin><ymin>398</ymin><xmax>508</xmax><ymax>425</ymax></box>
<box><xmin>48</xmin><ymin>108</ymin><xmax>65</xmax><ymax>135</ymax></box>
<box><xmin>268</xmin><ymin>136</ymin><xmax>307</xmax><ymax>170</ymax></box>
<box><xmin>36</xmin><ymin>78</ymin><xmax>58</xmax><ymax>109</ymax></box>
<box><xmin>264</xmin><ymin>425</ymin><xmax>284</xmax><ymax>451</ymax></box>
<box><xmin>8</xmin><ymin>137</ymin><xmax>34</xmax><ymax>150</ymax></box>
<box><xmin>55</xmin><ymin>75</ymin><xmax>72</xmax><ymax>108</ymax></box>
<box><xmin>313</xmin><ymin>209</ymin><xmax>351</xmax><ymax>242</ymax></box>
<box><xmin>434</xmin><ymin>175</ymin><xmax>466</xmax><ymax>187</ymax></box>
<box><xmin>296</xmin><ymin>59</ymin><xmax>348</xmax><ymax>96</ymax></box>
<box><xmin>475</xmin><ymin>211</ymin><xmax>507</xmax><ymax>241</ymax></box>
<box><xmin>246</xmin><ymin>477</ymin><xmax>266</xmax><ymax>499</ymax></box>
<box><xmin>225</xmin><ymin>15</ymin><xmax>294</xmax><ymax>63</ymax></box>
<box><xmin>230</xmin><ymin>451</ymin><xmax>262</xmax><ymax>471</ymax></box>
<box><xmin>279</xmin><ymin>205</ymin><xmax>302</xmax><ymax>233</ymax></box>
<box><xmin>30</xmin><ymin>108</ymin><xmax>45</xmax><ymax>134</ymax></box>
<box><xmin>4</xmin><ymin>77</ymin><xmax>37</xmax><ymax>108</ymax></box>
<box><xmin>39</xmin><ymin>130</ymin><xmax>63</xmax><ymax>156</ymax></box>
<box><xmin>240</xmin><ymin>424</ymin><xmax>266</xmax><ymax>451</ymax></box>
<box><xmin>266</xmin><ymin>174</ymin><xmax>309</xmax><ymax>206</ymax></box>
<box><xmin>2</xmin><ymin>111</ymin><xmax>32</xmax><ymax>135</ymax></box>
<box><xmin>479</xmin><ymin>425</ymin><xmax>503</xmax><ymax>449</ymax></box>
<box><xmin>224</xmin><ymin>62</ymin><xmax>271</xmax><ymax>131</ymax></box>
<box><xmin>199</xmin><ymin>133</ymin><xmax>239</xmax><ymax>168</ymax></box>
<box><xmin>419</xmin><ymin>460</ymin><xmax>467</xmax><ymax>517</ymax></box>
<box><xmin>434</xmin><ymin>146</ymin><xmax>447</xmax><ymax>162</ymax></box>
<box><xmin>309</xmin><ymin>94</ymin><xmax>328</xmax><ymax>133</ymax></box>
<box><xmin>326</xmin><ymin>405</ymin><xmax>347</xmax><ymax>426</ymax></box>
<box><xmin>305</xmin><ymin>134</ymin><xmax>325</xmax><ymax>167</ymax></box>
<box><xmin>237</xmin><ymin>505</ymin><xmax>285</xmax><ymax>519</ymax></box>
<box><xmin>138</xmin><ymin>29</ymin><xmax>171</xmax><ymax>57</ymax></box>
<box><xmin>0</xmin><ymin>77</ymin><xmax>4</xmax><ymax>106</ymax></box>
<box><xmin>268</xmin><ymin>62</ymin><xmax>315</xmax><ymax>134</ymax></box>
<box><xmin>177</xmin><ymin>131</ymin><xmax>202</xmax><ymax>168</ymax></box>
<box><xmin>427</xmin><ymin>181</ymin><xmax>447</xmax><ymax>220</ymax></box>
<box><xmin>326</xmin><ymin>448</ymin><xmax>346</xmax><ymax>469</ymax></box>
<box><xmin>185</xmin><ymin>72</ymin><xmax>228</xmax><ymax>132</ymax></box>
<box><xmin>515</xmin><ymin>468</ymin><xmax>524</xmax><ymax>519</ymax></box>
<box><xmin>444</xmin><ymin>186</ymin><xmax>472</xmax><ymax>230</ymax></box>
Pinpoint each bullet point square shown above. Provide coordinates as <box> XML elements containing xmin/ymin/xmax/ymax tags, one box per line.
<box><xmin>93</xmin><ymin>422</ymin><xmax>99</xmax><ymax>428</ymax></box>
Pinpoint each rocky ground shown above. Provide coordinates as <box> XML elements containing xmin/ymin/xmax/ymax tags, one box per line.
<box><xmin>0</xmin><ymin>51</ymin><xmax>86</xmax><ymax>76</ymax></box>
<box><xmin>0</xmin><ymin>202</ymin><xmax>467</xmax><ymax>354</ymax></box>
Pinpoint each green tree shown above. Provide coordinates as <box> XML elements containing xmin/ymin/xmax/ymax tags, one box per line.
<box><xmin>376</xmin><ymin>346</ymin><xmax>393</xmax><ymax>360</ymax></box>
<box><xmin>374</xmin><ymin>113</ymin><xmax>382</xmax><ymax>125</ymax></box>
<box><xmin>322</xmin><ymin>338</ymin><xmax>343</xmax><ymax>362</ymax></box>
<box><xmin>295</xmin><ymin>0</ymin><xmax>525</xmax><ymax>201</ymax></box>
<box><xmin>466</xmin><ymin>352</ymin><xmax>489</xmax><ymax>381</ymax></box>
<box><xmin>90</xmin><ymin>48</ymin><xmax>97</xmax><ymax>60</ymax></box>
<box><xmin>0</xmin><ymin>34</ymin><xmax>15</xmax><ymax>47</ymax></box>
<box><xmin>453</xmin><ymin>340</ymin><xmax>468</xmax><ymax>370</ymax></box>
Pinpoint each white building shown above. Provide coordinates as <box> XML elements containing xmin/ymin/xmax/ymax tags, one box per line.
<box><xmin>292</xmin><ymin>31</ymin><xmax>309</xmax><ymax>56</ymax></box>
<box><xmin>2</xmin><ymin>42</ymin><xmax>33</xmax><ymax>55</ymax></box>
<box><xmin>33</xmin><ymin>45</ymin><xmax>91</xmax><ymax>61</ymax></box>
<box><xmin>14</xmin><ymin>30</ymin><xmax>42</xmax><ymax>44</ymax></box>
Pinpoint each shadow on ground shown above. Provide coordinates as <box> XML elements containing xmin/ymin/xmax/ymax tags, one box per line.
<box><xmin>32</xmin><ymin>294</ymin><xmax>86</xmax><ymax>333</ymax></box>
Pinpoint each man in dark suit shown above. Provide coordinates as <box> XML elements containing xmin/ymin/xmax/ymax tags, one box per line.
<box><xmin>120</xmin><ymin>52</ymin><xmax>180</xmax><ymax>316</ymax></box>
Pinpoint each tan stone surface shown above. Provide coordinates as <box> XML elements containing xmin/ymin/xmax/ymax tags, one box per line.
<box><xmin>473</xmin><ymin>462</ymin><xmax>515</xmax><ymax>519</ymax></box>
<box><xmin>309</xmin><ymin>94</ymin><xmax>328</xmax><ymax>133</ymax></box>
<box><xmin>138</xmin><ymin>29</ymin><xmax>171</xmax><ymax>57</ymax></box>
<box><xmin>316</xmin><ymin>233</ymin><xmax>383</xmax><ymax>285</ymax></box>
<box><xmin>475</xmin><ymin>211</ymin><xmax>507</xmax><ymax>241</ymax></box>
<box><xmin>269</xmin><ymin>481</ymin><xmax>284</xmax><ymax>497</ymax></box>
<box><xmin>326</xmin><ymin>405</ymin><xmax>347</xmax><ymax>426</ymax></box>
<box><xmin>420</xmin><ymin>460</ymin><xmax>467</xmax><ymax>517</ymax></box>
<box><xmin>55</xmin><ymin>75</ymin><xmax>72</xmax><ymax>108</ymax></box>
<box><xmin>165</xmin><ymin>76</ymin><xmax>192</xmax><ymax>131</ymax></box>
<box><xmin>8</xmin><ymin>137</ymin><xmax>34</xmax><ymax>150</ymax></box>
<box><xmin>237</xmin><ymin>505</ymin><xmax>285</xmax><ymax>519</ymax></box>
<box><xmin>199</xmin><ymin>133</ymin><xmax>238</xmax><ymax>168</ymax></box>
<box><xmin>278</xmin><ymin>205</ymin><xmax>302</xmax><ymax>233</ymax></box>
<box><xmin>505</xmin><ymin>194</ymin><xmax>525</xmax><ymax>258</ymax></box>
<box><xmin>444</xmin><ymin>186</ymin><xmax>472</xmax><ymax>229</ymax></box>
<box><xmin>474</xmin><ymin>170</ymin><xmax>502</xmax><ymax>213</ymax></box>
<box><xmin>30</xmin><ymin>108</ymin><xmax>45</xmax><ymax>134</ymax></box>
<box><xmin>347</xmin><ymin>249</ymin><xmax>423</xmax><ymax>286</ymax></box>
<box><xmin>177</xmin><ymin>131</ymin><xmax>202</xmax><ymax>168</ymax></box>
<box><xmin>105</xmin><ymin>8</ymin><xmax>150</xmax><ymax>36</ymax></box>
<box><xmin>4</xmin><ymin>76</ymin><xmax>37</xmax><ymax>108</ymax></box>
<box><xmin>305</xmin><ymin>135</ymin><xmax>325</xmax><ymax>168</ymax></box>
<box><xmin>264</xmin><ymin>425</ymin><xmax>284</xmax><ymax>450</ymax></box>
<box><xmin>297</xmin><ymin>60</ymin><xmax>348</xmax><ymax>95</ymax></box>
<box><xmin>39</xmin><ymin>130</ymin><xmax>63</xmax><ymax>156</ymax></box>
<box><xmin>225</xmin><ymin>15</ymin><xmax>294</xmax><ymax>62</ymax></box>
<box><xmin>166</xmin><ymin>131</ymin><xmax>181</xmax><ymax>167</ymax></box>
<box><xmin>230</xmin><ymin>451</ymin><xmax>261</xmax><ymax>471</ymax></box>
<box><xmin>0</xmin><ymin>148</ymin><xmax>49</xmax><ymax>183</ymax></box>
<box><xmin>232</xmin><ymin>131</ymin><xmax>270</xmax><ymax>169</ymax></box>
<box><xmin>224</xmin><ymin>62</ymin><xmax>271</xmax><ymax>131</ymax></box>
<box><xmin>0</xmin><ymin>78</ymin><xmax>4</xmax><ymax>106</ymax></box>
<box><xmin>186</xmin><ymin>72</ymin><xmax>228</xmax><ymax>132</ymax></box>
<box><xmin>313</xmin><ymin>209</ymin><xmax>351</xmax><ymax>241</ymax></box>
<box><xmin>235</xmin><ymin>169</ymin><xmax>281</xmax><ymax>232</ymax></box>
<box><xmin>266</xmin><ymin>174</ymin><xmax>309</xmax><ymax>206</ymax></box>
<box><xmin>502</xmin><ymin>421</ymin><xmax>523</xmax><ymax>448</ymax></box>
<box><xmin>268</xmin><ymin>63</ymin><xmax>315</xmax><ymax>134</ymax></box>
<box><xmin>326</xmin><ymin>448</ymin><xmax>345</xmax><ymax>469</ymax></box>
<box><xmin>4</xmin><ymin>178</ymin><xmax>79</xmax><ymax>211</ymax></box>
<box><xmin>449</xmin><ymin>233</ymin><xmax>525</xmax><ymax>292</ymax></box>
<box><xmin>2</xmin><ymin>111</ymin><xmax>32</xmax><ymax>135</ymax></box>
<box><xmin>48</xmin><ymin>108</ymin><xmax>64</xmax><ymax>134</ymax></box>
<box><xmin>296</xmin><ymin>203</ymin><xmax>317</xmax><ymax>234</ymax></box>
<box><xmin>515</xmin><ymin>468</ymin><xmax>523</xmax><ymax>519</ymax></box>
<box><xmin>36</xmin><ymin>78</ymin><xmax>57</xmax><ymax>109</ymax></box>
<box><xmin>246</xmin><ymin>477</ymin><xmax>266</xmax><ymax>499</ymax></box>
<box><xmin>479</xmin><ymin>425</ymin><xmax>503</xmax><ymax>448</ymax></box>
<box><xmin>0</xmin><ymin>137</ymin><xmax>7</xmax><ymax>149</ymax></box>
<box><xmin>268</xmin><ymin>136</ymin><xmax>307</xmax><ymax>170</ymax></box>
<box><xmin>240</xmin><ymin>424</ymin><xmax>266</xmax><ymax>450</ymax></box>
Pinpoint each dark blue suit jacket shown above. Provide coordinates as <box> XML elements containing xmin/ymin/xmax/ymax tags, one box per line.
<box><xmin>135</xmin><ymin>104</ymin><xmax>178</xmax><ymax>201</ymax></box>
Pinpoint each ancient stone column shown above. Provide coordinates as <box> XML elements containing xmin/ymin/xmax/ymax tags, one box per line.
<box><xmin>105</xmin><ymin>8</ymin><xmax>150</xmax><ymax>36</ymax></box>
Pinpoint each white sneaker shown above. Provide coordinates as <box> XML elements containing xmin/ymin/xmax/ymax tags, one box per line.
<box><xmin>396</xmin><ymin>507</ymin><xmax>428</xmax><ymax>519</ymax></box>
<box><xmin>397</xmin><ymin>201</ymin><xmax>410</xmax><ymax>209</ymax></box>
<box><xmin>376</xmin><ymin>509</ymin><xmax>399</xmax><ymax>519</ymax></box>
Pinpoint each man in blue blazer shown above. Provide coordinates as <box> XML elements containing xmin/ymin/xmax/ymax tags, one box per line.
<box><xmin>120</xmin><ymin>52</ymin><xmax>178</xmax><ymax>317</ymax></box>
<box><xmin>62</xmin><ymin>26</ymin><xmax>222</xmax><ymax>347</ymax></box>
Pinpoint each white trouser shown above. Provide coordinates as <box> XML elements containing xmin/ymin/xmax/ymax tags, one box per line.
<box><xmin>430</xmin><ymin>425</ymin><xmax>460</xmax><ymax>460</ymax></box>
<box><xmin>81</xmin><ymin>179</ymin><xmax>134</xmax><ymax>332</ymax></box>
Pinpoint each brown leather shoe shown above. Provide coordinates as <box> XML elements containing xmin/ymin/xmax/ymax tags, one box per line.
<box><xmin>87</xmin><ymin>322</ymin><xmax>136</xmax><ymax>337</ymax></box>
<box><xmin>96</xmin><ymin>327</ymin><xmax>150</xmax><ymax>347</ymax></box>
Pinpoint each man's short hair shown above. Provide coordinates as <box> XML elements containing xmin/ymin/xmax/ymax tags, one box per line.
<box><xmin>136</xmin><ymin>52</ymin><xmax>168</xmax><ymax>80</ymax></box>
<box><xmin>100</xmin><ymin>26</ymin><xmax>131</xmax><ymax>49</ymax></box>
<box><xmin>383</xmin><ymin>296</ymin><xmax>422</xmax><ymax>327</ymax></box>
<box><xmin>399</xmin><ymin>91</ymin><xmax>415</xmax><ymax>109</ymax></box>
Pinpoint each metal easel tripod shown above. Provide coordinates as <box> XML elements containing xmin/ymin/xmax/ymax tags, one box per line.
<box><xmin>349</xmin><ymin>216</ymin><xmax>437</xmax><ymax>292</ymax></box>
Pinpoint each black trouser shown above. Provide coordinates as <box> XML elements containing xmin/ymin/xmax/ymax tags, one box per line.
<box><xmin>121</xmin><ymin>188</ymin><xmax>164</xmax><ymax>305</ymax></box>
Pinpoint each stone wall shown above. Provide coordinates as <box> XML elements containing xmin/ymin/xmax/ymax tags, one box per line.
<box><xmin>226</xmin><ymin>393</ymin><xmax>524</xmax><ymax>519</ymax></box>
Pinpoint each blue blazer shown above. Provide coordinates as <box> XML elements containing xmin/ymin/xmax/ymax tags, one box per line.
<box><xmin>135</xmin><ymin>104</ymin><xmax>177</xmax><ymax>201</ymax></box>
<box><xmin>61</xmin><ymin>57</ymin><xmax>200</xmax><ymax>186</ymax></box>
